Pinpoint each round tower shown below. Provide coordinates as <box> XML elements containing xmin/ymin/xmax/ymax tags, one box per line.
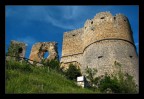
<box><xmin>81</xmin><ymin>12</ymin><xmax>138</xmax><ymax>85</ymax></box>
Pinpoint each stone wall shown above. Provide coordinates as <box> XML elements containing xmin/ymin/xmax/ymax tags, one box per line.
<box><xmin>29</xmin><ymin>42</ymin><xmax>58</xmax><ymax>64</ymax></box>
<box><xmin>82</xmin><ymin>12</ymin><xmax>133</xmax><ymax>50</ymax></box>
<box><xmin>60</xmin><ymin>11</ymin><xmax>138</xmax><ymax>85</ymax></box>
<box><xmin>6</xmin><ymin>40</ymin><xmax>26</xmax><ymax>61</ymax></box>
<box><xmin>82</xmin><ymin>40</ymin><xmax>138</xmax><ymax>85</ymax></box>
<box><xmin>62</xmin><ymin>28</ymin><xmax>84</xmax><ymax>56</ymax></box>
<box><xmin>60</xmin><ymin>54</ymin><xmax>83</xmax><ymax>70</ymax></box>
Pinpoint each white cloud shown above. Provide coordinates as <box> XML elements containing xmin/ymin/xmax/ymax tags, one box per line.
<box><xmin>6</xmin><ymin>6</ymin><xmax>91</xmax><ymax>30</ymax></box>
<box><xmin>6</xmin><ymin>6</ymin><xmax>120</xmax><ymax>30</ymax></box>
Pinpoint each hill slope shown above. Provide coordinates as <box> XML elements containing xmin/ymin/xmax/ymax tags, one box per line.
<box><xmin>5</xmin><ymin>60</ymin><xmax>96</xmax><ymax>93</ymax></box>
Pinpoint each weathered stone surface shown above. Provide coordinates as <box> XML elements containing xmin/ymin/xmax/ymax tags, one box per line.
<box><xmin>60</xmin><ymin>12</ymin><xmax>139</xmax><ymax>85</ymax></box>
<box><xmin>29</xmin><ymin>42</ymin><xmax>58</xmax><ymax>65</ymax></box>
<box><xmin>6</xmin><ymin>40</ymin><xmax>26</xmax><ymax>61</ymax></box>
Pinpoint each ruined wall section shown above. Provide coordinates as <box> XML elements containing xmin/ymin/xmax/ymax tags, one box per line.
<box><xmin>62</xmin><ymin>28</ymin><xmax>84</xmax><ymax>56</ymax></box>
<box><xmin>60</xmin><ymin>54</ymin><xmax>83</xmax><ymax>70</ymax></box>
<box><xmin>29</xmin><ymin>42</ymin><xmax>43</xmax><ymax>63</ymax></box>
<box><xmin>6</xmin><ymin>40</ymin><xmax>27</xmax><ymax>61</ymax></box>
<box><xmin>29</xmin><ymin>42</ymin><xmax>58</xmax><ymax>64</ymax></box>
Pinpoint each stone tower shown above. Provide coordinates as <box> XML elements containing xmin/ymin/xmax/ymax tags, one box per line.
<box><xmin>60</xmin><ymin>12</ymin><xmax>139</xmax><ymax>85</ymax></box>
<box><xmin>29</xmin><ymin>42</ymin><xmax>58</xmax><ymax>64</ymax></box>
<box><xmin>6</xmin><ymin>40</ymin><xmax>26</xmax><ymax>61</ymax></box>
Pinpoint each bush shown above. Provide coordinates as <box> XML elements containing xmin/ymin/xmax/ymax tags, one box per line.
<box><xmin>41</xmin><ymin>59</ymin><xmax>60</xmax><ymax>72</ymax></box>
<box><xmin>48</xmin><ymin>60</ymin><xmax>60</xmax><ymax>70</ymax></box>
<box><xmin>98</xmin><ymin>72</ymin><xmax>138</xmax><ymax>93</ymax></box>
<box><xmin>84</xmin><ymin>66</ymin><xmax>138</xmax><ymax>93</ymax></box>
<box><xmin>85</xmin><ymin>66</ymin><xmax>98</xmax><ymax>87</ymax></box>
<box><xmin>64</xmin><ymin>64</ymin><xmax>82</xmax><ymax>81</ymax></box>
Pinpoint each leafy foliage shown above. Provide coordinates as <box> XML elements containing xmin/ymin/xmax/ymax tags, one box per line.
<box><xmin>85</xmin><ymin>66</ymin><xmax>98</xmax><ymax>87</ymax></box>
<box><xmin>98</xmin><ymin>71</ymin><xmax>138</xmax><ymax>93</ymax></box>
<box><xmin>85</xmin><ymin>66</ymin><xmax>138</xmax><ymax>93</ymax></box>
<box><xmin>64</xmin><ymin>64</ymin><xmax>82</xmax><ymax>81</ymax></box>
<box><xmin>7</xmin><ymin>43</ymin><xmax>20</xmax><ymax>57</ymax></box>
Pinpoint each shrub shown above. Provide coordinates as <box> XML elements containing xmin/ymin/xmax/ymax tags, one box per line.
<box><xmin>7</xmin><ymin>43</ymin><xmax>22</xmax><ymax>61</ymax></box>
<box><xmin>41</xmin><ymin>59</ymin><xmax>60</xmax><ymax>72</ymax></box>
<box><xmin>85</xmin><ymin>66</ymin><xmax>98</xmax><ymax>87</ymax></box>
<box><xmin>64</xmin><ymin>64</ymin><xmax>82</xmax><ymax>81</ymax></box>
<box><xmin>48</xmin><ymin>60</ymin><xmax>60</xmax><ymax>70</ymax></box>
<box><xmin>84</xmin><ymin>66</ymin><xmax>138</xmax><ymax>93</ymax></box>
<box><xmin>98</xmin><ymin>72</ymin><xmax>138</xmax><ymax>93</ymax></box>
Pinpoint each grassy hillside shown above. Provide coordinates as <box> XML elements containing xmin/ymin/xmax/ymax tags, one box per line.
<box><xmin>5</xmin><ymin>60</ymin><xmax>97</xmax><ymax>93</ymax></box>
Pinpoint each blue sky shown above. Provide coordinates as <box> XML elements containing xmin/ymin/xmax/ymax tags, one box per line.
<box><xmin>6</xmin><ymin>5</ymin><xmax>139</xmax><ymax>59</ymax></box>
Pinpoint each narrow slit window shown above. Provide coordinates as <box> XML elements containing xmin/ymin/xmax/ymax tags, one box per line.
<box><xmin>18</xmin><ymin>48</ymin><xmax>23</xmax><ymax>53</ymax></box>
<box><xmin>91</xmin><ymin>21</ymin><xmax>93</xmax><ymax>24</ymax></box>
<box><xmin>114</xmin><ymin>17</ymin><xmax>116</xmax><ymax>20</ymax></box>
<box><xmin>100</xmin><ymin>17</ymin><xmax>105</xmax><ymax>19</ymax></box>
<box><xmin>72</xmin><ymin>35</ymin><xmax>75</xmax><ymax>36</ymax></box>
<box><xmin>129</xmin><ymin>55</ymin><xmax>133</xmax><ymax>58</ymax></box>
<box><xmin>98</xmin><ymin>56</ymin><xmax>103</xmax><ymax>58</ymax></box>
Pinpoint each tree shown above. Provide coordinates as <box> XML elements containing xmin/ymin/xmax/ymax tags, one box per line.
<box><xmin>85</xmin><ymin>66</ymin><xmax>98</xmax><ymax>87</ymax></box>
<box><xmin>65</xmin><ymin>64</ymin><xmax>82</xmax><ymax>81</ymax></box>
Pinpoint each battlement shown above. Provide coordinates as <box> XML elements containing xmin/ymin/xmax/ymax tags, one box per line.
<box><xmin>64</xmin><ymin>28</ymin><xmax>84</xmax><ymax>38</ymax></box>
<box><xmin>62</xmin><ymin>11</ymin><xmax>134</xmax><ymax>57</ymax></box>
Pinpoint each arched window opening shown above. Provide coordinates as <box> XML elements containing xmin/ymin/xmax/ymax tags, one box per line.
<box><xmin>18</xmin><ymin>47</ymin><xmax>23</xmax><ymax>53</ymax></box>
<box><xmin>44</xmin><ymin>51</ymin><xmax>49</xmax><ymax>59</ymax></box>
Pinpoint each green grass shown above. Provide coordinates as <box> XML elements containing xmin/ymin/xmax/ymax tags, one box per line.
<box><xmin>5</xmin><ymin>60</ymin><xmax>98</xmax><ymax>93</ymax></box>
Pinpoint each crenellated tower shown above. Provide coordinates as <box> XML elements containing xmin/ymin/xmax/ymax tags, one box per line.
<box><xmin>60</xmin><ymin>12</ymin><xmax>138</xmax><ymax>85</ymax></box>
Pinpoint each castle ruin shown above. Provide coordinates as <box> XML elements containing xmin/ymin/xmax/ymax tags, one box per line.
<box><xmin>60</xmin><ymin>12</ymin><xmax>139</xmax><ymax>85</ymax></box>
<box><xmin>6</xmin><ymin>40</ymin><xmax>26</xmax><ymax>61</ymax></box>
<box><xmin>29</xmin><ymin>42</ymin><xmax>58</xmax><ymax>64</ymax></box>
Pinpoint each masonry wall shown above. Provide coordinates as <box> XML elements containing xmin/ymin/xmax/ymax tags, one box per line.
<box><xmin>82</xmin><ymin>12</ymin><xmax>134</xmax><ymax>50</ymax></box>
<box><xmin>29</xmin><ymin>42</ymin><xmax>58</xmax><ymax>64</ymax></box>
<box><xmin>62</xmin><ymin>28</ymin><xmax>84</xmax><ymax>56</ymax></box>
<box><xmin>60</xmin><ymin>54</ymin><xmax>83</xmax><ymax>70</ymax></box>
<box><xmin>6</xmin><ymin>40</ymin><xmax>26</xmax><ymax>61</ymax></box>
<box><xmin>82</xmin><ymin>40</ymin><xmax>138</xmax><ymax>85</ymax></box>
<box><xmin>60</xmin><ymin>12</ymin><xmax>138</xmax><ymax>85</ymax></box>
